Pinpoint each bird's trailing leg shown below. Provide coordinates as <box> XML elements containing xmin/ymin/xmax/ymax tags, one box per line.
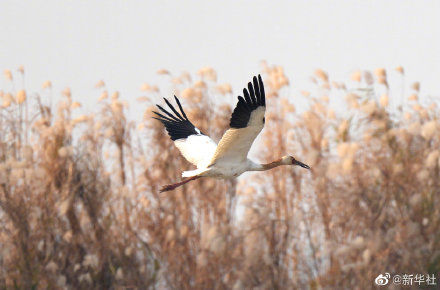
<box><xmin>160</xmin><ymin>176</ymin><xmax>201</xmax><ymax>192</ymax></box>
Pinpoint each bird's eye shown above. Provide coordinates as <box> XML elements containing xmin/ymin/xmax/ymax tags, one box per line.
<box><xmin>263</xmin><ymin>117</ymin><xmax>265</xmax><ymax>124</ymax></box>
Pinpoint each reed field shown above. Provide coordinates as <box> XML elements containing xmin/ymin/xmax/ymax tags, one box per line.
<box><xmin>0</xmin><ymin>64</ymin><xmax>439</xmax><ymax>289</ymax></box>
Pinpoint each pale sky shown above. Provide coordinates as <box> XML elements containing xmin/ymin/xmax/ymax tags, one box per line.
<box><xmin>1</xmin><ymin>0</ymin><xmax>439</xmax><ymax>113</ymax></box>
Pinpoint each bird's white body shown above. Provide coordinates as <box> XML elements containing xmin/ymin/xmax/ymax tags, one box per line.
<box><xmin>183</xmin><ymin>158</ymin><xmax>261</xmax><ymax>179</ymax></box>
<box><xmin>207</xmin><ymin>158</ymin><xmax>263</xmax><ymax>178</ymax></box>
<box><xmin>174</xmin><ymin>135</ymin><xmax>217</xmax><ymax>169</ymax></box>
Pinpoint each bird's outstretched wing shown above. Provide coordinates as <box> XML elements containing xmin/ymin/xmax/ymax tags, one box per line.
<box><xmin>153</xmin><ymin>96</ymin><xmax>217</xmax><ymax>168</ymax></box>
<box><xmin>209</xmin><ymin>75</ymin><xmax>266</xmax><ymax>166</ymax></box>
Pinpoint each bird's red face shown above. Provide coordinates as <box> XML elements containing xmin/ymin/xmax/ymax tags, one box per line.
<box><xmin>291</xmin><ymin>156</ymin><xmax>310</xmax><ymax>169</ymax></box>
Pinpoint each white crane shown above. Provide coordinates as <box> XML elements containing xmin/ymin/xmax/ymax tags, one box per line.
<box><xmin>153</xmin><ymin>74</ymin><xmax>310</xmax><ymax>192</ymax></box>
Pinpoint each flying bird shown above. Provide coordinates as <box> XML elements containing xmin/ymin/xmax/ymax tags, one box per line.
<box><xmin>153</xmin><ymin>74</ymin><xmax>310</xmax><ymax>192</ymax></box>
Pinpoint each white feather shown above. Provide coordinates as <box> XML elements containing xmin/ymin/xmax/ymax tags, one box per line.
<box><xmin>209</xmin><ymin>107</ymin><xmax>265</xmax><ymax>166</ymax></box>
<box><xmin>182</xmin><ymin>167</ymin><xmax>210</xmax><ymax>178</ymax></box>
<box><xmin>174</xmin><ymin>134</ymin><xmax>217</xmax><ymax>168</ymax></box>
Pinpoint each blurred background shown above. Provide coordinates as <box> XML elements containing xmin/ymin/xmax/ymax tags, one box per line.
<box><xmin>1</xmin><ymin>1</ymin><xmax>439</xmax><ymax>289</ymax></box>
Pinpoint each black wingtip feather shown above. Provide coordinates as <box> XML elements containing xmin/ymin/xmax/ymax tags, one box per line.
<box><xmin>153</xmin><ymin>97</ymin><xmax>202</xmax><ymax>141</ymax></box>
<box><xmin>248</xmin><ymin>82</ymin><xmax>256</xmax><ymax>105</ymax></box>
<box><xmin>156</xmin><ymin>104</ymin><xmax>180</xmax><ymax>121</ymax></box>
<box><xmin>229</xmin><ymin>75</ymin><xmax>266</xmax><ymax>129</ymax></box>
<box><xmin>163</xmin><ymin>98</ymin><xmax>184</xmax><ymax>121</ymax></box>
<box><xmin>243</xmin><ymin>89</ymin><xmax>252</xmax><ymax>110</ymax></box>
<box><xmin>258</xmin><ymin>74</ymin><xmax>265</xmax><ymax>106</ymax></box>
<box><xmin>253</xmin><ymin>76</ymin><xmax>261</xmax><ymax>104</ymax></box>
<box><xmin>152</xmin><ymin>111</ymin><xmax>175</xmax><ymax>122</ymax></box>
<box><xmin>174</xmin><ymin>95</ymin><xmax>189</xmax><ymax>121</ymax></box>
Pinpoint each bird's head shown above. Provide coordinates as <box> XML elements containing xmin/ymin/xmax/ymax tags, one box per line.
<box><xmin>281</xmin><ymin>156</ymin><xmax>310</xmax><ymax>169</ymax></box>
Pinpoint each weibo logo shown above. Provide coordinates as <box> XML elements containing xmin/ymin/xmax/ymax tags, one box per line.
<box><xmin>375</xmin><ymin>273</ymin><xmax>390</xmax><ymax>286</ymax></box>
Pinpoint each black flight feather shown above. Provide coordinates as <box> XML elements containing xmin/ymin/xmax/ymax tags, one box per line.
<box><xmin>258</xmin><ymin>74</ymin><xmax>265</xmax><ymax>106</ymax></box>
<box><xmin>248</xmin><ymin>82</ymin><xmax>256</xmax><ymax>106</ymax></box>
<box><xmin>253</xmin><ymin>76</ymin><xmax>261</xmax><ymax>104</ymax></box>
<box><xmin>153</xmin><ymin>96</ymin><xmax>202</xmax><ymax>141</ymax></box>
<box><xmin>156</xmin><ymin>104</ymin><xmax>180</xmax><ymax>122</ymax></box>
<box><xmin>174</xmin><ymin>95</ymin><xmax>189</xmax><ymax>121</ymax></box>
<box><xmin>163</xmin><ymin>98</ymin><xmax>184</xmax><ymax>120</ymax></box>
<box><xmin>152</xmin><ymin>111</ymin><xmax>175</xmax><ymax>122</ymax></box>
<box><xmin>230</xmin><ymin>74</ymin><xmax>266</xmax><ymax>129</ymax></box>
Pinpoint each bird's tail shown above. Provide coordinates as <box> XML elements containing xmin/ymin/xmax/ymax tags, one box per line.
<box><xmin>182</xmin><ymin>168</ymin><xmax>210</xmax><ymax>178</ymax></box>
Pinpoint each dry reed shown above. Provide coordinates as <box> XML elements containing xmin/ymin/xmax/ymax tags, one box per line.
<box><xmin>0</xmin><ymin>65</ymin><xmax>439</xmax><ymax>289</ymax></box>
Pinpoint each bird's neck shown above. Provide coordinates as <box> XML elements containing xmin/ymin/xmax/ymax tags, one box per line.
<box><xmin>248</xmin><ymin>158</ymin><xmax>285</xmax><ymax>171</ymax></box>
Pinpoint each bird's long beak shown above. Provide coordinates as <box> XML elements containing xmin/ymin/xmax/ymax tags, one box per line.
<box><xmin>294</xmin><ymin>160</ymin><xmax>310</xmax><ymax>169</ymax></box>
